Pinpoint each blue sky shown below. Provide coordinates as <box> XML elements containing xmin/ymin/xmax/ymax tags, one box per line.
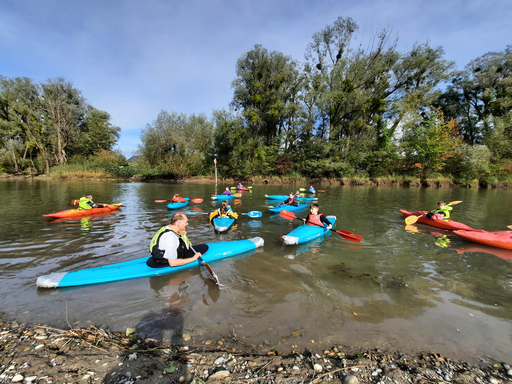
<box><xmin>1</xmin><ymin>0</ymin><xmax>511</xmax><ymax>158</ymax></box>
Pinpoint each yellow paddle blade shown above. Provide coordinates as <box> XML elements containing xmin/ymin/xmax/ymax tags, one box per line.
<box><xmin>405</xmin><ymin>215</ymin><xmax>419</xmax><ymax>225</ymax></box>
<box><xmin>507</xmin><ymin>225</ymin><xmax>512</xmax><ymax>229</ymax></box>
<box><xmin>447</xmin><ymin>200</ymin><xmax>463</xmax><ymax>206</ymax></box>
<box><xmin>234</xmin><ymin>193</ymin><xmax>242</xmax><ymax>197</ymax></box>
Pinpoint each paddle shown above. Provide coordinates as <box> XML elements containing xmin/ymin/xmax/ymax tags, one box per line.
<box><xmin>191</xmin><ymin>245</ymin><xmax>219</xmax><ymax>285</ymax></box>
<box><xmin>279</xmin><ymin>210</ymin><xmax>362</xmax><ymax>242</ymax></box>
<box><xmin>508</xmin><ymin>225</ymin><xmax>512</xmax><ymax>230</ymax></box>
<box><xmin>155</xmin><ymin>198</ymin><xmax>203</xmax><ymax>203</ymax></box>
<box><xmin>404</xmin><ymin>200</ymin><xmax>463</xmax><ymax>225</ymax></box>
<box><xmin>185</xmin><ymin>210</ymin><xmax>261</xmax><ymax>217</ymax></box>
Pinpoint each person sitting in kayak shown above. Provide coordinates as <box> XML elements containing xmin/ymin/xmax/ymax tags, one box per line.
<box><xmin>78</xmin><ymin>194</ymin><xmax>103</xmax><ymax>210</ymax></box>
<box><xmin>309</xmin><ymin>185</ymin><xmax>315</xmax><ymax>192</ymax></box>
<box><xmin>222</xmin><ymin>187</ymin><xmax>232</xmax><ymax>195</ymax></box>
<box><xmin>302</xmin><ymin>203</ymin><xmax>332</xmax><ymax>229</ymax></box>
<box><xmin>425</xmin><ymin>201</ymin><xmax>452</xmax><ymax>221</ymax></box>
<box><xmin>170</xmin><ymin>193</ymin><xmax>187</xmax><ymax>203</ymax></box>
<box><xmin>294</xmin><ymin>190</ymin><xmax>301</xmax><ymax>200</ymax></box>
<box><xmin>209</xmin><ymin>200</ymin><xmax>238</xmax><ymax>221</ymax></box>
<box><xmin>283</xmin><ymin>193</ymin><xmax>298</xmax><ymax>206</ymax></box>
<box><xmin>149</xmin><ymin>213</ymin><xmax>201</xmax><ymax>267</ymax></box>
<box><xmin>237</xmin><ymin>183</ymin><xmax>245</xmax><ymax>188</ymax></box>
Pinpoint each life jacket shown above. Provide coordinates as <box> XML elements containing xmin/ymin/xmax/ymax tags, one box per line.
<box><xmin>434</xmin><ymin>206</ymin><xmax>452</xmax><ymax>219</ymax></box>
<box><xmin>210</xmin><ymin>207</ymin><xmax>237</xmax><ymax>221</ymax></box>
<box><xmin>78</xmin><ymin>197</ymin><xmax>93</xmax><ymax>210</ymax></box>
<box><xmin>171</xmin><ymin>196</ymin><xmax>186</xmax><ymax>203</ymax></box>
<box><xmin>306</xmin><ymin>213</ymin><xmax>324</xmax><ymax>227</ymax></box>
<box><xmin>149</xmin><ymin>226</ymin><xmax>191</xmax><ymax>265</ymax></box>
<box><xmin>222</xmin><ymin>191</ymin><xmax>231</xmax><ymax>195</ymax></box>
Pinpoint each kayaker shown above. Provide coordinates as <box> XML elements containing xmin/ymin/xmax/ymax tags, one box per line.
<box><xmin>309</xmin><ymin>185</ymin><xmax>315</xmax><ymax>192</ymax></box>
<box><xmin>294</xmin><ymin>190</ymin><xmax>301</xmax><ymax>201</ymax></box>
<box><xmin>283</xmin><ymin>193</ymin><xmax>298</xmax><ymax>206</ymax></box>
<box><xmin>302</xmin><ymin>203</ymin><xmax>332</xmax><ymax>230</ymax></box>
<box><xmin>237</xmin><ymin>183</ymin><xmax>245</xmax><ymax>188</ymax></box>
<box><xmin>209</xmin><ymin>200</ymin><xmax>238</xmax><ymax>221</ymax></box>
<box><xmin>149</xmin><ymin>213</ymin><xmax>201</xmax><ymax>267</ymax></box>
<box><xmin>425</xmin><ymin>201</ymin><xmax>452</xmax><ymax>221</ymax></box>
<box><xmin>78</xmin><ymin>194</ymin><xmax>103</xmax><ymax>210</ymax></box>
<box><xmin>170</xmin><ymin>193</ymin><xmax>187</xmax><ymax>203</ymax></box>
<box><xmin>222</xmin><ymin>187</ymin><xmax>232</xmax><ymax>196</ymax></box>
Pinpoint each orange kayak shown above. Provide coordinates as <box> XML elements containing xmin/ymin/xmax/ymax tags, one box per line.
<box><xmin>43</xmin><ymin>203</ymin><xmax>123</xmax><ymax>218</ymax></box>
<box><xmin>453</xmin><ymin>230</ymin><xmax>512</xmax><ymax>250</ymax></box>
<box><xmin>400</xmin><ymin>209</ymin><xmax>476</xmax><ymax>231</ymax></box>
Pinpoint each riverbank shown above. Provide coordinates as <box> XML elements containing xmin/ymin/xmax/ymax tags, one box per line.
<box><xmin>1</xmin><ymin>320</ymin><xmax>511</xmax><ymax>384</ymax></box>
<box><xmin>2</xmin><ymin>173</ymin><xmax>512</xmax><ymax>189</ymax></box>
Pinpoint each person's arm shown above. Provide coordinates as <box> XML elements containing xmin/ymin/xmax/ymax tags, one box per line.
<box><xmin>168</xmin><ymin>253</ymin><xmax>200</xmax><ymax>267</ymax></box>
<box><xmin>160</xmin><ymin>234</ymin><xmax>199</xmax><ymax>267</ymax></box>
<box><xmin>302</xmin><ymin>213</ymin><xmax>310</xmax><ymax>223</ymax></box>
<box><xmin>320</xmin><ymin>214</ymin><xmax>332</xmax><ymax>229</ymax></box>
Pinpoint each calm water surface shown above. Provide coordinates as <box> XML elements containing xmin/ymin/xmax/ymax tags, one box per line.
<box><xmin>1</xmin><ymin>179</ymin><xmax>511</xmax><ymax>363</ymax></box>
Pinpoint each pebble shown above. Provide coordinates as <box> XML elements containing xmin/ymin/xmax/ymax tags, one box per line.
<box><xmin>34</xmin><ymin>335</ymin><xmax>48</xmax><ymax>340</ymax></box>
<box><xmin>24</xmin><ymin>376</ymin><xmax>37</xmax><ymax>382</ymax></box>
<box><xmin>128</xmin><ymin>353</ymin><xmax>137</xmax><ymax>361</ymax></box>
<box><xmin>182</xmin><ymin>333</ymin><xmax>191</xmax><ymax>341</ymax></box>
<box><xmin>210</xmin><ymin>370</ymin><xmax>230</xmax><ymax>379</ymax></box>
<box><xmin>34</xmin><ymin>344</ymin><xmax>45</xmax><ymax>350</ymax></box>
<box><xmin>293</xmin><ymin>366</ymin><xmax>300</xmax><ymax>370</ymax></box>
<box><xmin>214</xmin><ymin>357</ymin><xmax>226</xmax><ymax>365</ymax></box>
<box><xmin>343</xmin><ymin>376</ymin><xmax>360</xmax><ymax>384</ymax></box>
<box><xmin>12</xmin><ymin>374</ymin><xmax>24</xmax><ymax>382</ymax></box>
<box><xmin>507</xmin><ymin>369</ymin><xmax>512</xmax><ymax>377</ymax></box>
<box><xmin>314</xmin><ymin>363</ymin><xmax>323</xmax><ymax>373</ymax></box>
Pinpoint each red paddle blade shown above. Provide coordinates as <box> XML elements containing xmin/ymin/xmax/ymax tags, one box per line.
<box><xmin>191</xmin><ymin>198</ymin><xmax>203</xmax><ymax>203</ymax></box>
<box><xmin>336</xmin><ymin>230</ymin><xmax>362</xmax><ymax>242</ymax></box>
<box><xmin>71</xmin><ymin>199</ymin><xmax>80</xmax><ymax>205</ymax></box>
<box><xmin>279</xmin><ymin>210</ymin><xmax>298</xmax><ymax>220</ymax></box>
<box><xmin>199</xmin><ymin>256</ymin><xmax>219</xmax><ymax>285</ymax></box>
<box><xmin>155</xmin><ymin>200</ymin><xmax>167</xmax><ymax>203</ymax></box>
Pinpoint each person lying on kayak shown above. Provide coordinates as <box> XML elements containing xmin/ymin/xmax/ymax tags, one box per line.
<box><xmin>302</xmin><ymin>203</ymin><xmax>332</xmax><ymax>229</ymax></box>
<box><xmin>170</xmin><ymin>193</ymin><xmax>187</xmax><ymax>203</ymax></box>
<box><xmin>149</xmin><ymin>213</ymin><xmax>201</xmax><ymax>267</ymax></box>
<box><xmin>209</xmin><ymin>200</ymin><xmax>239</xmax><ymax>221</ymax></box>
<box><xmin>283</xmin><ymin>193</ymin><xmax>298</xmax><ymax>206</ymax></box>
<box><xmin>425</xmin><ymin>201</ymin><xmax>452</xmax><ymax>221</ymax></box>
<box><xmin>78</xmin><ymin>194</ymin><xmax>104</xmax><ymax>210</ymax></box>
<box><xmin>222</xmin><ymin>187</ymin><xmax>232</xmax><ymax>195</ymax></box>
<box><xmin>237</xmin><ymin>183</ymin><xmax>245</xmax><ymax>188</ymax></box>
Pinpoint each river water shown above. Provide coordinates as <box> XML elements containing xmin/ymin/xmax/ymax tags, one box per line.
<box><xmin>1</xmin><ymin>179</ymin><xmax>511</xmax><ymax>363</ymax></box>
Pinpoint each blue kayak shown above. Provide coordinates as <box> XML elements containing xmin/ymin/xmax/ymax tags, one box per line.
<box><xmin>282</xmin><ymin>216</ymin><xmax>337</xmax><ymax>245</ymax></box>
<box><xmin>36</xmin><ymin>237</ymin><xmax>264</xmax><ymax>288</ymax></box>
<box><xmin>308</xmin><ymin>189</ymin><xmax>315</xmax><ymax>194</ymax></box>
<box><xmin>265</xmin><ymin>194</ymin><xmax>317</xmax><ymax>202</ymax></box>
<box><xmin>211</xmin><ymin>194</ymin><xmax>235</xmax><ymax>200</ymax></box>
<box><xmin>212</xmin><ymin>217</ymin><xmax>236</xmax><ymax>232</ymax></box>
<box><xmin>167</xmin><ymin>198</ymin><xmax>190</xmax><ymax>209</ymax></box>
<box><xmin>269</xmin><ymin>203</ymin><xmax>308</xmax><ymax>213</ymax></box>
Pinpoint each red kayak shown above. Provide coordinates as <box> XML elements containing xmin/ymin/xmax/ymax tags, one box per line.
<box><xmin>237</xmin><ymin>187</ymin><xmax>250</xmax><ymax>191</ymax></box>
<box><xmin>400</xmin><ymin>209</ymin><xmax>476</xmax><ymax>231</ymax></box>
<box><xmin>43</xmin><ymin>203</ymin><xmax>123</xmax><ymax>218</ymax></box>
<box><xmin>453</xmin><ymin>230</ymin><xmax>512</xmax><ymax>250</ymax></box>
<box><xmin>452</xmin><ymin>242</ymin><xmax>512</xmax><ymax>263</ymax></box>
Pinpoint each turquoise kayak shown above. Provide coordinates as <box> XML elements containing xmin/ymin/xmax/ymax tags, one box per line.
<box><xmin>282</xmin><ymin>216</ymin><xmax>337</xmax><ymax>245</ymax></box>
<box><xmin>212</xmin><ymin>217</ymin><xmax>236</xmax><ymax>232</ymax></box>
<box><xmin>269</xmin><ymin>203</ymin><xmax>308</xmax><ymax>213</ymax></box>
<box><xmin>211</xmin><ymin>194</ymin><xmax>235</xmax><ymax>200</ymax></box>
<box><xmin>167</xmin><ymin>198</ymin><xmax>190</xmax><ymax>209</ymax></box>
<box><xmin>36</xmin><ymin>237</ymin><xmax>264</xmax><ymax>288</ymax></box>
<box><xmin>265</xmin><ymin>194</ymin><xmax>317</xmax><ymax>202</ymax></box>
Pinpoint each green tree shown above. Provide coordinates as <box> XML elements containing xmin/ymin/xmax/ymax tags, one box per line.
<box><xmin>72</xmin><ymin>107</ymin><xmax>121</xmax><ymax>156</ymax></box>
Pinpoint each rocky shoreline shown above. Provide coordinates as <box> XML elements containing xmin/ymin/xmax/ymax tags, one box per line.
<box><xmin>1</xmin><ymin>321</ymin><xmax>511</xmax><ymax>384</ymax></box>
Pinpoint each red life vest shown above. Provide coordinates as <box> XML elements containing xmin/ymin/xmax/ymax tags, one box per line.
<box><xmin>306</xmin><ymin>213</ymin><xmax>323</xmax><ymax>227</ymax></box>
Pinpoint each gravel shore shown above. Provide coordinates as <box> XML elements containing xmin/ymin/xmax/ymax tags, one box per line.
<box><xmin>1</xmin><ymin>321</ymin><xmax>511</xmax><ymax>384</ymax></box>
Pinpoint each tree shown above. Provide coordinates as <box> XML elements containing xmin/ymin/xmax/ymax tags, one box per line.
<box><xmin>72</xmin><ymin>107</ymin><xmax>121</xmax><ymax>156</ymax></box>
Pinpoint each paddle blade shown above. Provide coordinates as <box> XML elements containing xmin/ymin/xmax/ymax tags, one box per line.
<box><xmin>155</xmin><ymin>200</ymin><xmax>167</xmax><ymax>203</ymax></box>
<box><xmin>199</xmin><ymin>256</ymin><xmax>219</xmax><ymax>285</ymax></box>
<box><xmin>279</xmin><ymin>210</ymin><xmax>298</xmax><ymax>220</ymax></box>
<box><xmin>191</xmin><ymin>198</ymin><xmax>203</xmax><ymax>203</ymax></box>
<box><xmin>336</xmin><ymin>230</ymin><xmax>362</xmax><ymax>242</ymax></box>
<box><xmin>508</xmin><ymin>225</ymin><xmax>512</xmax><ymax>229</ymax></box>
<box><xmin>71</xmin><ymin>199</ymin><xmax>79</xmax><ymax>205</ymax></box>
<box><xmin>448</xmin><ymin>200</ymin><xmax>463</xmax><ymax>206</ymax></box>
<box><xmin>299</xmin><ymin>188</ymin><xmax>306</xmax><ymax>191</ymax></box>
<box><xmin>405</xmin><ymin>215</ymin><xmax>419</xmax><ymax>225</ymax></box>
<box><xmin>234</xmin><ymin>193</ymin><xmax>242</xmax><ymax>197</ymax></box>
<box><xmin>245</xmin><ymin>211</ymin><xmax>262</xmax><ymax>218</ymax></box>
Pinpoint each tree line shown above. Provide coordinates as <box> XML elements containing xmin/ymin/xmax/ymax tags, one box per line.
<box><xmin>140</xmin><ymin>17</ymin><xmax>511</xmax><ymax>184</ymax></box>
<box><xmin>0</xmin><ymin>77</ymin><xmax>122</xmax><ymax>174</ymax></box>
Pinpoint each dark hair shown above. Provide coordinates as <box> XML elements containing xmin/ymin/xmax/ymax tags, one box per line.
<box><xmin>438</xmin><ymin>201</ymin><xmax>446</xmax><ymax>205</ymax></box>
<box><xmin>310</xmin><ymin>203</ymin><xmax>319</xmax><ymax>209</ymax></box>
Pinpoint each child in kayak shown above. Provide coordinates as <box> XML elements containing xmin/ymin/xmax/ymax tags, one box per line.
<box><xmin>237</xmin><ymin>183</ymin><xmax>245</xmax><ymax>188</ymax></box>
<box><xmin>78</xmin><ymin>194</ymin><xmax>104</xmax><ymax>210</ymax></box>
<box><xmin>302</xmin><ymin>203</ymin><xmax>332</xmax><ymax>229</ymax></box>
<box><xmin>283</xmin><ymin>193</ymin><xmax>298</xmax><ymax>206</ymax></box>
<box><xmin>222</xmin><ymin>187</ymin><xmax>232</xmax><ymax>195</ymax></box>
<box><xmin>209</xmin><ymin>200</ymin><xmax>238</xmax><ymax>221</ymax></box>
<box><xmin>170</xmin><ymin>194</ymin><xmax>187</xmax><ymax>203</ymax></box>
<box><xmin>426</xmin><ymin>201</ymin><xmax>452</xmax><ymax>221</ymax></box>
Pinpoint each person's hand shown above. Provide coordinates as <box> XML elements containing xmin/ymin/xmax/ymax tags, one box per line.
<box><xmin>302</xmin><ymin>218</ymin><xmax>306</xmax><ymax>223</ymax></box>
<box><xmin>193</xmin><ymin>252</ymin><xmax>201</xmax><ymax>261</ymax></box>
<box><xmin>327</xmin><ymin>225</ymin><xmax>332</xmax><ymax>230</ymax></box>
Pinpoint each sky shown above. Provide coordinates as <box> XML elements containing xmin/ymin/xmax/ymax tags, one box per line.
<box><xmin>1</xmin><ymin>0</ymin><xmax>511</xmax><ymax>158</ymax></box>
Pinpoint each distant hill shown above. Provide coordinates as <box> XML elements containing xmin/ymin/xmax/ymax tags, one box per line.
<box><xmin>128</xmin><ymin>155</ymin><xmax>140</xmax><ymax>162</ymax></box>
